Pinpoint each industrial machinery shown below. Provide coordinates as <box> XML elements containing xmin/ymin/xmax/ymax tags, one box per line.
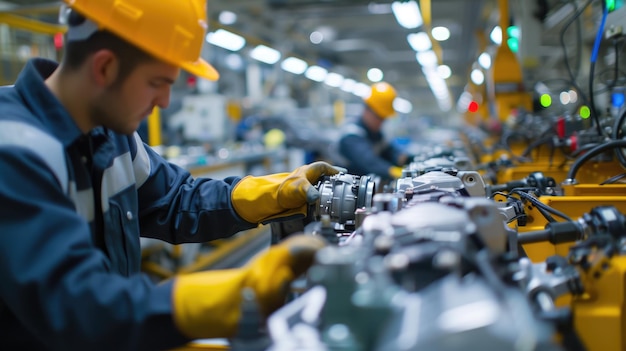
<box><xmin>179</xmin><ymin>2</ymin><xmax>626</xmax><ymax>350</ymax></box>
<box><xmin>261</xmin><ymin>165</ymin><xmax>626</xmax><ymax>351</ymax></box>
<box><xmin>264</xmin><ymin>170</ymin><xmax>559</xmax><ymax>350</ymax></box>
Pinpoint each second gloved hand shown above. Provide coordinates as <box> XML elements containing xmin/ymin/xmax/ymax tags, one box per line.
<box><xmin>172</xmin><ymin>234</ymin><xmax>326</xmax><ymax>339</ymax></box>
<box><xmin>231</xmin><ymin>161</ymin><xmax>341</xmax><ymax>224</ymax></box>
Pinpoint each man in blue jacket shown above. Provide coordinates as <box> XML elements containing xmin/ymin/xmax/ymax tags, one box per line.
<box><xmin>337</xmin><ymin>82</ymin><xmax>412</xmax><ymax>180</ymax></box>
<box><xmin>0</xmin><ymin>0</ymin><xmax>338</xmax><ymax>349</ymax></box>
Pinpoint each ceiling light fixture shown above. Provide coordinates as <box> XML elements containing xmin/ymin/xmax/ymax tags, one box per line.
<box><xmin>367</xmin><ymin>68</ymin><xmax>384</xmax><ymax>82</ymax></box>
<box><xmin>218</xmin><ymin>11</ymin><xmax>237</xmax><ymax>25</ymax></box>
<box><xmin>407</xmin><ymin>32</ymin><xmax>432</xmax><ymax>52</ymax></box>
<box><xmin>437</xmin><ymin>65</ymin><xmax>452</xmax><ymax>79</ymax></box>
<box><xmin>470</xmin><ymin>69</ymin><xmax>485</xmax><ymax>85</ymax></box>
<box><xmin>305</xmin><ymin>65</ymin><xmax>328</xmax><ymax>82</ymax></box>
<box><xmin>281</xmin><ymin>57</ymin><xmax>308</xmax><ymax>74</ymax></box>
<box><xmin>416</xmin><ymin>50</ymin><xmax>438</xmax><ymax>67</ymax></box>
<box><xmin>490</xmin><ymin>26</ymin><xmax>502</xmax><ymax>45</ymax></box>
<box><xmin>391</xmin><ymin>1</ymin><xmax>423</xmax><ymax>29</ymax></box>
<box><xmin>422</xmin><ymin>67</ymin><xmax>452</xmax><ymax>112</ymax></box>
<box><xmin>250</xmin><ymin>45</ymin><xmax>281</xmax><ymax>65</ymax></box>
<box><xmin>353</xmin><ymin>82</ymin><xmax>371</xmax><ymax>97</ymax></box>
<box><xmin>324</xmin><ymin>72</ymin><xmax>345</xmax><ymax>87</ymax></box>
<box><xmin>393</xmin><ymin>97</ymin><xmax>413</xmax><ymax>114</ymax></box>
<box><xmin>206</xmin><ymin>29</ymin><xmax>246</xmax><ymax>52</ymax></box>
<box><xmin>431</xmin><ymin>26</ymin><xmax>450</xmax><ymax>41</ymax></box>
<box><xmin>310</xmin><ymin>31</ymin><xmax>324</xmax><ymax>44</ymax></box>
<box><xmin>478</xmin><ymin>52</ymin><xmax>491</xmax><ymax>69</ymax></box>
<box><xmin>341</xmin><ymin>79</ymin><xmax>356</xmax><ymax>93</ymax></box>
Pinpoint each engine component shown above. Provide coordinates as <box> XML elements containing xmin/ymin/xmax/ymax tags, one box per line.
<box><xmin>270</xmin><ymin>173</ymin><xmax>374</xmax><ymax>243</ymax></box>
<box><xmin>312</xmin><ymin>173</ymin><xmax>375</xmax><ymax>225</ymax></box>
<box><xmin>267</xmin><ymin>200</ymin><xmax>561</xmax><ymax>350</ymax></box>
<box><xmin>487</xmin><ymin>171</ymin><xmax>559</xmax><ymax>197</ymax></box>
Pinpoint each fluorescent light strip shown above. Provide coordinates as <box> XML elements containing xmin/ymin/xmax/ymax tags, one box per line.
<box><xmin>340</xmin><ymin>78</ymin><xmax>356</xmax><ymax>92</ymax></box>
<box><xmin>305</xmin><ymin>65</ymin><xmax>328</xmax><ymax>82</ymax></box>
<box><xmin>205</xmin><ymin>29</ymin><xmax>246</xmax><ymax>52</ymax></box>
<box><xmin>391</xmin><ymin>1</ymin><xmax>423</xmax><ymax>29</ymax></box>
<box><xmin>324</xmin><ymin>72</ymin><xmax>345</xmax><ymax>87</ymax></box>
<box><xmin>407</xmin><ymin>32</ymin><xmax>431</xmax><ymax>52</ymax></box>
<box><xmin>431</xmin><ymin>26</ymin><xmax>450</xmax><ymax>41</ymax></box>
<box><xmin>393</xmin><ymin>97</ymin><xmax>413</xmax><ymax>114</ymax></box>
<box><xmin>281</xmin><ymin>57</ymin><xmax>308</xmax><ymax>74</ymax></box>
<box><xmin>353</xmin><ymin>83</ymin><xmax>371</xmax><ymax>97</ymax></box>
<box><xmin>416</xmin><ymin>50</ymin><xmax>438</xmax><ymax>67</ymax></box>
<box><xmin>250</xmin><ymin>45</ymin><xmax>281</xmax><ymax>65</ymax></box>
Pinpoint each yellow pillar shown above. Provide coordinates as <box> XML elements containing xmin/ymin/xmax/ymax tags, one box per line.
<box><xmin>147</xmin><ymin>107</ymin><xmax>162</xmax><ymax>147</ymax></box>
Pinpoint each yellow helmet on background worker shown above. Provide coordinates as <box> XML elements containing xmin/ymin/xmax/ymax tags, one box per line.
<box><xmin>363</xmin><ymin>82</ymin><xmax>397</xmax><ymax>119</ymax></box>
<box><xmin>62</xmin><ymin>0</ymin><xmax>219</xmax><ymax>81</ymax></box>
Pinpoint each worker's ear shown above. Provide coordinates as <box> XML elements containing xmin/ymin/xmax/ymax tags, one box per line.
<box><xmin>90</xmin><ymin>49</ymin><xmax>119</xmax><ymax>88</ymax></box>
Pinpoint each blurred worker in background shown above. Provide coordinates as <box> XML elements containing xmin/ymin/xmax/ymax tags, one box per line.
<box><xmin>0</xmin><ymin>0</ymin><xmax>339</xmax><ymax>350</ymax></box>
<box><xmin>337</xmin><ymin>82</ymin><xmax>413</xmax><ymax>180</ymax></box>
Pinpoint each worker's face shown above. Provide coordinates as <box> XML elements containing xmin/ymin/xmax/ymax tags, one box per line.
<box><xmin>364</xmin><ymin>108</ymin><xmax>385</xmax><ymax>132</ymax></box>
<box><xmin>94</xmin><ymin>59</ymin><xmax>179</xmax><ymax>135</ymax></box>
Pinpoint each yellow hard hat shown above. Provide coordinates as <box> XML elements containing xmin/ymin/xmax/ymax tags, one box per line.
<box><xmin>363</xmin><ymin>82</ymin><xmax>397</xmax><ymax>119</ymax></box>
<box><xmin>63</xmin><ymin>0</ymin><xmax>219</xmax><ymax>81</ymax></box>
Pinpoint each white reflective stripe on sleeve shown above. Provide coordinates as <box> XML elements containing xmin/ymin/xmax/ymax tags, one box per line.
<box><xmin>68</xmin><ymin>180</ymin><xmax>95</xmax><ymax>222</ymax></box>
<box><xmin>132</xmin><ymin>132</ymin><xmax>151</xmax><ymax>189</ymax></box>
<box><xmin>101</xmin><ymin>152</ymin><xmax>135</xmax><ymax>213</ymax></box>
<box><xmin>0</xmin><ymin>120</ymin><xmax>68</xmax><ymax>194</ymax></box>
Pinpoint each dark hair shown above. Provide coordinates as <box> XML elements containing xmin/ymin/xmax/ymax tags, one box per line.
<box><xmin>62</xmin><ymin>11</ymin><xmax>155</xmax><ymax>84</ymax></box>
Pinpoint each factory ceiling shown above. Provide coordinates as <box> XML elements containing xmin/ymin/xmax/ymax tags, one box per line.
<box><xmin>0</xmin><ymin>0</ymin><xmax>588</xmax><ymax>121</ymax></box>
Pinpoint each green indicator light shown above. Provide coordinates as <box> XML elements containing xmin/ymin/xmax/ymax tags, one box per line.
<box><xmin>607</xmin><ymin>0</ymin><xmax>616</xmax><ymax>12</ymax></box>
<box><xmin>507</xmin><ymin>26</ymin><xmax>520</xmax><ymax>39</ymax></box>
<box><xmin>507</xmin><ymin>38</ymin><xmax>519</xmax><ymax>53</ymax></box>
<box><xmin>580</xmin><ymin>106</ymin><xmax>591</xmax><ymax>119</ymax></box>
<box><xmin>540</xmin><ymin>94</ymin><xmax>552</xmax><ymax>108</ymax></box>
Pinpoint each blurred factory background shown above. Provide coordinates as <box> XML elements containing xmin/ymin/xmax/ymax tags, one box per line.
<box><xmin>2</xmin><ymin>0</ymin><xmax>608</xmax><ymax>178</ymax></box>
<box><xmin>5</xmin><ymin>1</ymin><xmax>626</xmax><ymax>350</ymax></box>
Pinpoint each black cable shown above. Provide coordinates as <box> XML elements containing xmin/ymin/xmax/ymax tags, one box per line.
<box><xmin>589</xmin><ymin>62</ymin><xmax>603</xmax><ymax>135</ymax></box>
<box><xmin>507</xmin><ymin>213</ymin><xmax>528</xmax><ymax>224</ymax></box>
<box><xmin>612</xmin><ymin>107</ymin><xmax>626</xmax><ymax>168</ymax></box>
<box><xmin>537</xmin><ymin>205</ymin><xmax>558</xmax><ymax>223</ymax></box>
<box><xmin>560</xmin><ymin>0</ymin><xmax>593</xmax><ymax>104</ymax></box>
<box><xmin>511</xmin><ymin>189</ymin><xmax>573</xmax><ymax>222</ymax></box>
<box><xmin>566</xmin><ymin>140</ymin><xmax>626</xmax><ymax>181</ymax></box>
<box><xmin>521</xmin><ymin>135</ymin><xmax>554</xmax><ymax>159</ymax></box>
<box><xmin>502</xmin><ymin>186</ymin><xmax>559</xmax><ymax>223</ymax></box>
<box><xmin>558</xmin><ymin>142</ymin><xmax>600</xmax><ymax>168</ymax></box>
<box><xmin>512</xmin><ymin>188</ymin><xmax>558</xmax><ymax>223</ymax></box>
<box><xmin>488</xmin><ymin>191</ymin><xmax>514</xmax><ymax>200</ymax></box>
<box><xmin>490</xmin><ymin>188</ymin><xmax>561</xmax><ymax>223</ymax></box>
<box><xmin>600</xmin><ymin>172</ymin><xmax>626</xmax><ymax>184</ymax></box>
<box><xmin>588</xmin><ymin>0</ymin><xmax>609</xmax><ymax>137</ymax></box>
<box><xmin>500</xmin><ymin>132</ymin><xmax>534</xmax><ymax>163</ymax></box>
<box><xmin>613</xmin><ymin>108</ymin><xmax>626</xmax><ymax>140</ymax></box>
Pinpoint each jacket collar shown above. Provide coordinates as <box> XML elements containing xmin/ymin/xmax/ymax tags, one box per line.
<box><xmin>14</xmin><ymin>58</ymin><xmax>84</xmax><ymax>147</ymax></box>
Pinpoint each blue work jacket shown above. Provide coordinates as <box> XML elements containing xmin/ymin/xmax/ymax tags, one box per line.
<box><xmin>337</xmin><ymin>118</ymin><xmax>403</xmax><ymax>178</ymax></box>
<box><xmin>0</xmin><ymin>59</ymin><xmax>257</xmax><ymax>350</ymax></box>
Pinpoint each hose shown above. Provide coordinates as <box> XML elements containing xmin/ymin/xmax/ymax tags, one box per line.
<box><xmin>565</xmin><ymin>140</ymin><xmax>626</xmax><ymax>182</ymax></box>
<box><xmin>612</xmin><ymin>108</ymin><xmax>626</xmax><ymax>167</ymax></box>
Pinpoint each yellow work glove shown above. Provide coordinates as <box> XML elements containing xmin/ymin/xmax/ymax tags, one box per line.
<box><xmin>389</xmin><ymin>166</ymin><xmax>404</xmax><ymax>179</ymax></box>
<box><xmin>172</xmin><ymin>234</ymin><xmax>325</xmax><ymax>339</ymax></box>
<box><xmin>231</xmin><ymin>161</ymin><xmax>341</xmax><ymax>223</ymax></box>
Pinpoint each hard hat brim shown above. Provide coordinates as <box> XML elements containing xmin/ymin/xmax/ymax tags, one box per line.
<box><xmin>378</xmin><ymin>106</ymin><xmax>396</xmax><ymax>119</ymax></box>
<box><xmin>182</xmin><ymin>58</ymin><xmax>220</xmax><ymax>81</ymax></box>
